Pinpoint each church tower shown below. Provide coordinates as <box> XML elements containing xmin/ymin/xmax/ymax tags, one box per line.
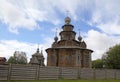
<box><xmin>46</xmin><ymin>17</ymin><xmax>93</xmax><ymax>68</ymax></box>
<box><xmin>29</xmin><ymin>47</ymin><xmax>45</xmax><ymax>66</ymax></box>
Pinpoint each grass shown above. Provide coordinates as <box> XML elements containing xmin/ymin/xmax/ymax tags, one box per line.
<box><xmin>0</xmin><ymin>79</ymin><xmax>120</xmax><ymax>82</ymax></box>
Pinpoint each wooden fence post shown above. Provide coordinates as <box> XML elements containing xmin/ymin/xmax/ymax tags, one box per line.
<box><xmin>8</xmin><ymin>64</ymin><xmax>12</xmax><ymax>81</ymax></box>
<box><xmin>36</xmin><ymin>65</ymin><xmax>40</xmax><ymax>80</ymax></box>
<box><xmin>105</xmin><ymin>69</ymin><xmax>107</xmax><ymax>79</ymax></box>
<box><xmin>77</xmin><ymin>67</ymin><xmax>80</xmax><ymax>79</ymax></box>
<box><xmin>59</xmin><ymin>67</ymin><xmax>62</xmax><ymax>79</ymax></box>
<box><xmin>93</xmin><ymin>68</ymin><xmax>96</xmax><ymax>79</ymax></box>
<box><xmin>114</xmin><ymin>69</ymin><xmax>116</xmax><ymax>79</ymax></box>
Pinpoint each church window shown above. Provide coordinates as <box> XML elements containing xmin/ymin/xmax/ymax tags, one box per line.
<box><xmin>78</xmin><ymin>55</ymin><xmax>80</xmax><ymax>64</ymax></box>
<box><xmin>84</xmin><ymin>54</ymin><xmax>89</xmax><ymax>66</ymax></box>
<box><xmin>51</xmin><ymin>55</ymin><xmax>55</xmax><ymax>65</ymax></box>
<box><xmin>76</xmin><ymin>54</ymin><xmax>80</xmax><ymax>65</ymax></box>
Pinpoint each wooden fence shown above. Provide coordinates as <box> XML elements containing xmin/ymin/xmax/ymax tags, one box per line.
<box><xmin>0</xmin><ymin>64</ymin><xmax>120</xmax><ymax>80</ymax></box>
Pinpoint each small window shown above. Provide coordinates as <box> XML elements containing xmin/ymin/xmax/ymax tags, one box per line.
<box><xmin>78</xmin><ymin>55</ymin><xmax>80</xmax><ymax>64</ymax></box>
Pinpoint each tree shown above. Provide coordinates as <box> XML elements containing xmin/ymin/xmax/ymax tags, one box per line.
<box><xmin>7</xmin><ymin>56</ymin><xmax>17</xmax><ymax>64</ymax></box>
<box><xmin>104</xmin><ymin>44</ymin><xmax>120</xmax><ymax>69</ymax></box>
<box><xmin>7</xmin><ymin>51</ymin><xmax>27</xmax><ymax>64</ymax></box>
<box><xmin>92</xmin><ymin>59</ymin><xmax>103</xmax><ymax>68</ymax></box>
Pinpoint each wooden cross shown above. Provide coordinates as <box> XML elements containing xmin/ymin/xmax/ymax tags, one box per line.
<box><xmin>56</xmin><ymin>28</ymin><xmax>58</xmax><ymax>36</ymax></box>
<box><xmin>66</xmin><ymin>10</ymin><xmax>70</xmax><ymax>17</ymax></box>
<box><xmin>37</xmin><ymin>43</ymin><xmax>39</xmax><ymax>49</ymax></box>
<box><xmin>78</xmin><ymin>29</ymin><xmax>81</xmax><ymax>36</ymax></box>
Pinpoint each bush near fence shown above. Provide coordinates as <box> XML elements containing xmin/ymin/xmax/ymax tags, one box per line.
<box><xmin>0</xmin><ymin>64</ymin><xmax>120</xmax><ymax>80</ymax></box>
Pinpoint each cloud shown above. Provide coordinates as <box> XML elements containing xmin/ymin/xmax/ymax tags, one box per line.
<box><xmin>89</xmin><ymin>0</ymin><xmax>120</xmax><ymax>35</ymax></box>
<box><xmin>0</xmin><ymin>0</ymin><xmax>39</xmax><ymax>34</ymax></box>
<box><xmin>0</xmin><ymin>40</ymin><xmax>36</xmax><ymax>59</ymax></box>
<box><xmin>0</xmin><ymin>0</ymin><xmax>94</xmax><ymax>34</ymax></box>
<box><xmin>0</xmin><ymin>0</ymin><xmax>120</xmax><ymax>35</ymax></box>
<box><xmin>98</xmin><ymin>19</ymin><xmax>120</xmax><ymax>35</ymax></box>
<box><xmin>0</xmin><ymin>39</ymin><xmax>54</xmax><ymax>65</ymax></box>
<box><xmin>0</xmin><ymin>0</ymin><xmax>60</xmax><ymax>34</ymax></box>
<box><xmin>84</xmin><ymin>29</ymin><xmax>120</xmax><ymax>60</ymax></box>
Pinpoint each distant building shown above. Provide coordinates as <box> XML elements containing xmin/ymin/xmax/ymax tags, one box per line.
<box><xmin>29</xmin><ymin>48</ymin><xmax>45</xmax><ymax>66</ymax></box>
<box><xmin>46</xmin><ymin>17</ymin><xmax>93</xmax><ymax>68</ymax></box>
<box><xmin>0</xmin><ymin>57</ymin><xmax>6</xmax><ymax>64</ymax></box>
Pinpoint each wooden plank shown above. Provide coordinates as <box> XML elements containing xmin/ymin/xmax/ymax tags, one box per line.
<box><xmin>95</xmin><ymin>69</ymin><xmax>106</xmax><ymax>79</ymax></box>
<box><xmin>61</xmin><ymin>67</ymin><xmax>78</xmax><ymax>79</ymax></box>
<box><xmin>0</xmin><ymin>65</ymin><xmax>9</xmax><ymax>80</ymax></box>
<box><xmin>10</xmin><ymin>64</ymin><xmax>37</xmax><ymax>80</ymax></box>
<box><xmin>116</xmin><ymin>70</ymin><xmax>120</xmax><ymax>79</ymax></box>
<box><xmin>80</xmin><ymin>68</ymin><xmax>94</xmax><ymax>79</ymax></box>
<box><xmin>39</xmin><ymin>67</ymin><xmax>59</xmax><ymax>80</ymax></box>
<box><xmin>106</xmin><ymin>69</ymin><xmax>116</xmax><ymax>79</ymax></box>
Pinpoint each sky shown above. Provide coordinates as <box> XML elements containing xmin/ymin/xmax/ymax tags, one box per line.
<box><xmin>0</xmin><ymin>0</ymin><xmax>120</xmax><ymax>64</ymax></box>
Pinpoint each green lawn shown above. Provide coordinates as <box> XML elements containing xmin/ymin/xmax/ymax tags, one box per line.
<box><xmin>0</xmin><ymin>79</ymin><xmax>120</xmax><ymax>82</ymax></box>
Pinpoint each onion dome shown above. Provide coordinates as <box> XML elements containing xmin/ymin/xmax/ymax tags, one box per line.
<box><xmin>65</xmin><ymin>16</ymin><xmax>71</xmax><ymax>24</ymax></box>
<box><xmin>78</xmin><ymin>36</ymin><xmax>82</xmax><ymax>41</ymax></box>
<box><xmin>37</xmin><ymin>48</ymin><xmax>39</xmax><ymax>53</ymax></box>
<box><xmin>54</xmin><ymin>36</ymin><xmax>58</xmax><ymax>42</ymax></box>
<box><xmin>35</xmin><ymin>47</ymin><xmax>42</xmax><ymax>56</ymax></box>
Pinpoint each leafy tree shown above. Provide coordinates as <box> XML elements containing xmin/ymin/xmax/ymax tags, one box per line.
<box><xmin>92</xmin><ymin>59</ymin><xmax>103</xmax><ymax>68</ymax></box>
<box><xmin>104</xmin><ymin>44</ymin><xmax>120</xmax><ymax>69</ymax></box>
<box><xmin>7</xmin><ymin>56</ymin><xmax>27</xmax><ymax>64</ymax></box>
<box><xmin>7</xmin><ymin>51</ymin><xmax>27</xmax><ymax>64</ymax></box>
<box><xmin>7</xmin><ymin>56</ymin><xmax>17</xmax><ymax>64</ymax></box>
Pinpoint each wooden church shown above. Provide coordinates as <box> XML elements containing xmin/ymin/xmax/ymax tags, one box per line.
<box><xmin>46</xmin><ymin>17</ymin><xmax>93</xmax><ymax>68</ymax></box>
